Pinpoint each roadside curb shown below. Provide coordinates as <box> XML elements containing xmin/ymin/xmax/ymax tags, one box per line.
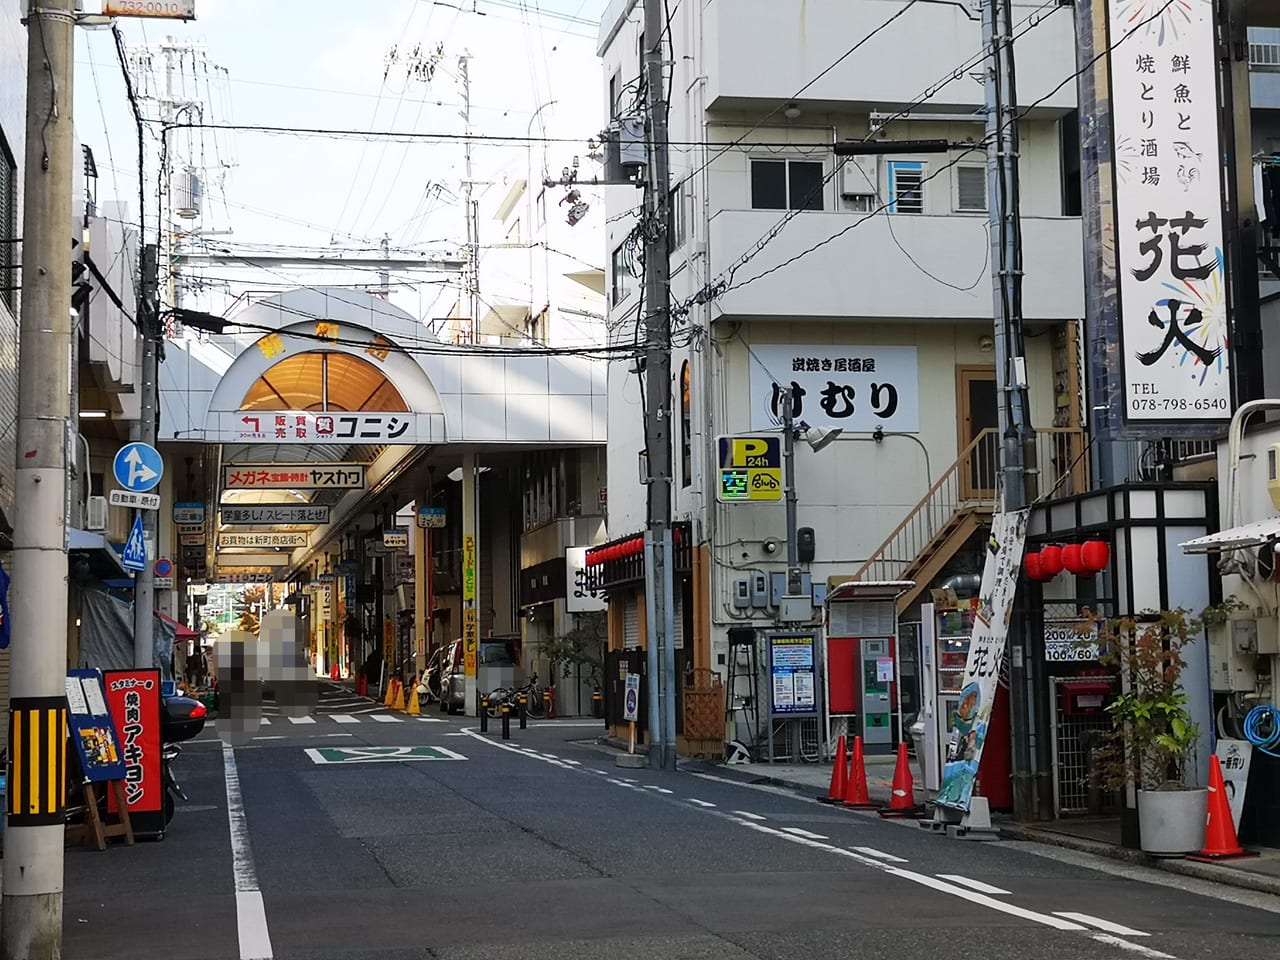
<box><xmin>678</xmin><ymin>759</ymin><xmax>895</xmax><ymax>806</ymax></box>
<box><xmin>998</xmin><ymin>822</ymin><xmax>1280</xmax><ymax>898</ymax></box>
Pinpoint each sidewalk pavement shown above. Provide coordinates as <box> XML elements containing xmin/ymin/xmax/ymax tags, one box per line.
<box><xmin>666</xmin><ymin>746</ymin><xmax>1280</xmax><ymax>898</ymax></box>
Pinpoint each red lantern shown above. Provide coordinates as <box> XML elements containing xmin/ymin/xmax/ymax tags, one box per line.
<box><xmin>1024</xmin><ymin>551</ymin><xmax>1044</xmax><ymax>582</ymax></box>
<box><xmin>1062</xmin><ymin>543</ymin><xmax>1088</xmax><ymax>576</ymax></box>
<box><xmin>1081</xmin><ymin>539</ymin><xmax>1110</xmax><ymax>573</ymax></box>
<box><xmin>1040</xmin><ymin>545</ymin><xmax>1064</xmax><ymax>578</ymax></box>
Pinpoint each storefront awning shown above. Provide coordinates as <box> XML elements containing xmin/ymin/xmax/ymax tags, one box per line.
<box><xmin>826</xmin><ymin>580</ymin><xmax>916</xmax><ymax>604</ymax></box>
<box><xmin>158</xmin><ymin>610</ymin><xmax>198</xmax><ymax>640</ymax></box>
<box><xmin>1180</xmin><ymin>518</ymin><xmax>1280</xmax><ymax>554</ymax></box>
<box><xmin>68</xmin><ymin>528</ymin><xmax>128</xmax><ymax>579</ymax></box>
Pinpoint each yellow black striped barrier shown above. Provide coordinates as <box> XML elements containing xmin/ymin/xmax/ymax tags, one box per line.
<box><xmin>8</xmin><ymin>697</ymin><xmax>67</xmax><ymax>826</ymax></box>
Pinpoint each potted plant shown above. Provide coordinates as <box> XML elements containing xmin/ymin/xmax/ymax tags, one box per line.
<box><xmin>539</xmin><ymin>613</ymin><xmax>606</xmax><ymax>715</ymax></box>
<box><xmin>1090</xmin><ymin>609</ymin><xmax>1206</xmax><ymax>856</ymax></box>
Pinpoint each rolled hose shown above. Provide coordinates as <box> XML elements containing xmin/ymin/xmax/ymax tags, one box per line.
<box><xmin>1244</xmin><ymin>704</ymin><xmax>1280</xmax><ymax>758</ymax></box>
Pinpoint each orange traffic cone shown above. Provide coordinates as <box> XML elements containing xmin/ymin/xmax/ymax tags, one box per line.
<box><xmin>818</xmin><ymin>735</ymin><xmax>849</xmax><ymax>804</ymax></box>
<box><xmin>1187</xmin><ymin>755</ymin><xmax>1257</xmax><ymax>862</ymax></box>
<box><xmin>842</xmin><ymin>736</ymin><xmax>877</xmax><ymax>809</ymax></box>
<box><xmin>878</xmin><ymin>742</ymin><xmax>921</xmax><ymax>818</ymax></box>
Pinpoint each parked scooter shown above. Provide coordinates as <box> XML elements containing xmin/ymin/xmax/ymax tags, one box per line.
<box><xmin>161</xmin><ymin>693</ymin><xmax>207</xmax><ymax>826</ymax></box>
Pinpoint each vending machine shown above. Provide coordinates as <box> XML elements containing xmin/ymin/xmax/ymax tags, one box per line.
<box><xmin>919</xmin><ymin>597</ymin><xmax>1013</xmax><ymax>809</ymax></box>
<box><xmin>823</xmin><ymin>580</ymin><xmax>913</xmax><ymax>757</ymax></box>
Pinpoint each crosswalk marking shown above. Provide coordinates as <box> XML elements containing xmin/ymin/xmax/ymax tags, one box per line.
<box><xmin>370</xmin><ymin>714</ymin><xmax>402</xmax><ymax>723</ymax></box>
<box><xmin>287</xmin><ymin>716</ymin><xmax>316</xmax><ymax>725</ymax></box>
<box><xmin>331</xmin><ymin>715</ymin><xmax>360</xmax><ymax>724</ymax></box>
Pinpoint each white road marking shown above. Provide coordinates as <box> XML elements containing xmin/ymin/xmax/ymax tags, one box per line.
<box><xmin>782</xmin><ymin>827</ymin><xmax>829</xmax><ymax>840</ymax></box>
<box><xmin>287</xmin><ymin>716</ymin><xmax>316</xmax><ymax>725</ymax></box>
<box><xmin>323</xmin><ymin>733</ymin><xmax>353</xmax><ymax>738</ymax></box>
<box><xmin>1088</xmin><ymin>934</ymin><xmax>1175</xmax><ymax>958</ymax></box>
<box><xmin>415</xmin><ymin>716</ymin><xmax>446</xmax><ymax>722</ymax></box>
<box><xmin>260</xmin><ymin>718</ymin><xmax>271</xmax><ymax>726</ymax></box>
<box><xmin>370</xmin><ymin>714</ymin><xmax>402</xmax><ymax>723</ymax></box>
<box><xmin>331</xmin><ymin>715</ymin><xmax>359</xmax><ymax>724</ymax></box>
<box><xmin>852</xmin><ymin>846</ymin><xmax>907</xmax><ymax>863</ymax></box>
<box><xmin>732</xmin><ymin>810</ymin><xmax>767</xmax><ymax>821</ymax></box>
<box><xmin>644</xmin><ymin>785</ymin><xmax>674</xmax><ymax>795</ymax></box>
<box><xmin>937</xmin><ymin>875</ymin><xmax>1011</xmax><ymax>896</ymax></box>
<box><xmin>1056</xmin><ymin>913</ymin><xmax>1149</xmax><ymax>937</ymax></box>
<box><xmin>222</xmin><ymin>744</ymin><xmax>274</xmax><ymax>960</ymax></box>
<box><xmin>686</xmin><ymin>798</ymin><xmax>716</xmax><ymax>808</ymax></box>
<box><xmin>729</xmin><ymin>818</ymin><xmax>1088</xmax><ymax>932</ymax></box>
<box><xmin>251</xmin><ymin>736</ymin><xmax>285</xmax><ymax>742</ymax></box>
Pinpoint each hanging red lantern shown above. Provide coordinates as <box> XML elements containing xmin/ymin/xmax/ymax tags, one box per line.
<box><xmin>1040</xmin><ymin>545</ymin><xmax>1064</xmax><ymax>578</ymax></box>
<box><xmin>1081</xmin><ymin>539</ymin><xmax>1111</xmax><ymax>573</ymax></box>
<box><xmin>1062</xmin><ymin>543</ymin><xmax>1088</xmax><ymax>576</ymax></box>
<box><xmin>1024</xmin><ymin>551</ymin><xmax>1045</xmax><ymax>582</ymax></box>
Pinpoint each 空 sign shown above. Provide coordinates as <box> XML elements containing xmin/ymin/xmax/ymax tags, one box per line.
<box><xmin>103</xmin><ymin>1</ymin><xmax>196</xmax><ymax>19</ymax></box>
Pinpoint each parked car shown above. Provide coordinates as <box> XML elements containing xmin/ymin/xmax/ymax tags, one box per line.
<box><xmin>442</xmin><ymin>634</ymin><xmax>521</xmax><ymax>713</ymax></box>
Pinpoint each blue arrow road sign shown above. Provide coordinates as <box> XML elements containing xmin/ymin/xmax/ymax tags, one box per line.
<box><xmin>113</xmin><ymin>442</ymin><xmax>164</xmax><ymax>493</ymax></box>
<box><xmin>122</xmin><ymin>515</ymin><xmax>147</xmax><ymax>572</ymax></box>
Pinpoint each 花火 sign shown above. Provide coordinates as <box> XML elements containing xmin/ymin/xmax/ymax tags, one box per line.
<box><xmin>748</xmin><ymin>345</ymin><xmax>919</xmax><ymax>433</ymax></box>
<box><xmin>1107</xmin><ymin>0</ymin><xmax>1229</xmax><ymax>426</ymax></box>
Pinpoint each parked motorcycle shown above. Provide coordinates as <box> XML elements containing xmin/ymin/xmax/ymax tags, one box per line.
<box><xmin>161</xmin><ymin>693</ymin><xmax>208</xmax><ymax>826</ymax></box>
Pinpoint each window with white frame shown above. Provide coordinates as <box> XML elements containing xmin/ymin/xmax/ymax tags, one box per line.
<box><xmin>0</xmin><ymin>132</ymin><xmax>14</xmax><ymax>315</ymax></box>
<box><xmin>611</xmin><ymin>241</ymin><xmax>639</xmax><ymax>305</ymax></box>
<box><xmin>888</xmin><ymin>161</ymin><xmax>925</xmax><ymax>214</ymax></box>
<box><xmin>750</xmin><ymin>159</ymin><xmax>825</xmax><ymax>211</ymax></box>
<box><xmin>669</xmin><ymin>182</ymin><xmax>687</xmax><ymax>249</ymax></box>
<box><xmin>534</xmin><ymin>188</ymin><xmax>546</xmax><ymax>229</ymax></box>
<box><xmin>954</xmin><ymin>165</ymin><xmax>987</xmax><ymax>213</ymax></box>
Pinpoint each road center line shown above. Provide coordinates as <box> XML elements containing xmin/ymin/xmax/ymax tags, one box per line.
<box><xmin>937</xmin><ymin>875</ymin><xmax>1012</xmax><ymax>896</ymax></box>
<box><xmin>1056</xmin><ymin>913</ymin><xmax>1149</xmax><ymax>937</ymax></box>
<box><xmin>782</xmin><ymin>827</ymin><xmax>829</xmax><ymax>840</ymax></box>
<box><xmin>1087</xmin><ymin>934</ymin><xmax>1174</xmax><ymax>958</ymax></box>
<box><xmin>732</xmin><ymin>810</ymin><xmax>767</xmax><ymax>821</ymax></box>
<box><xmin>686</xmin><ymin>798</ymin><xmax>716</xmax><ymax>808</ymax></box>
<box><xmin>851</xmin><ymin>846</ymin><xmax>907</xmax><ymax>863</ymax></box>
<box><xmin>222</xmin><ymin>744</ymin><xmax>274</xmax><ymax>960</ymax></box>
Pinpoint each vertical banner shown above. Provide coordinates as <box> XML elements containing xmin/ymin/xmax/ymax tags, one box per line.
<box><xmin>104</xmin><ymin>669</ymin><xmax>165</xmax><ymax>835</ymax></box>
<box><xmin>463</xmin><ymin>608</ymin><xmax>479</xmax><ymax>676</ymax></box>
<box><xmin>935</xmin><ymin>508</ymin><xmax>1029</xmax><ymax>811</ymax></box>
<box><xmin>462</xmin><ymin>534</ymin><xmax>477</xmax><ymax>601</ymax></box>
<box><xmin>1107</xmin><ymin>0</ymin><xmax>1230</xmax><ymax>429</ymax></box>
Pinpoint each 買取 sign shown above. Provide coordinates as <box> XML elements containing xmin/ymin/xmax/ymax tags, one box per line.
<box><xmin>1106</xmin><ymin>0</ymin><xmax>1229</xmax><ymax>429</ymax></box>
<box><xmin>748</xmin><ymin>345</ymin><xmax>919</xmax><ymax>433</ymax></box>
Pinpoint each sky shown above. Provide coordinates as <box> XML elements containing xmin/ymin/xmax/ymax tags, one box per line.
<box><xmin>74</xmin><ymin>0</ymin><xmax>611</xmax><ymax>323</ymax></box>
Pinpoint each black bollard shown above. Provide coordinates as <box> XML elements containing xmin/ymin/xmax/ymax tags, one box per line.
<box><xmin>518</xmin><ymin>694</ymin><xmax>527</xmax><ymax>729</ymax></box>
<box><xmin>501</xmin><ymin>702</ymin><xmax>511</xmax><ymax>740</ymax></box>
<box><xmin>480</xmin><ymin>696</ymin><xmax>489</xmax><ymax>733</ymax></box>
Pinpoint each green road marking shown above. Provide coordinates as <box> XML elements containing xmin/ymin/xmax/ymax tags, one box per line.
<box><xmin>304</xmin><ymin>745</ymin><xmax>467</xmax><ymax>764</ymax></box>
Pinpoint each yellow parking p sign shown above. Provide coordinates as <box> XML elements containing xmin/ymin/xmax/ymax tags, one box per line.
<box><xmin>716</xmin><ymin>435</ymin><xmax>782</xmax><ymax>502</ymax></box>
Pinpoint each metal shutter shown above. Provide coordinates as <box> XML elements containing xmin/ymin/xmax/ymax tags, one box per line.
<box><xmin>672</xmin><ymin>589</ymin><xmax>684</xmax><ymax>650</ymax></box>
<box><xmin>623</xmin><ymin>594</ymin><xmax>639</xmax><ymax>649</ymax></box>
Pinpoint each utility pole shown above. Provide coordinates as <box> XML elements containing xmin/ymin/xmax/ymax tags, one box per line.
<box><xmin>459</xmin><ymin>53</ymin><xmax>480</xmax><ymax>340</ymax></box>
<box><xmin>2</xmin><ymin>2</ymin><xmax>76</xmax><ymax>956</ymax></box>
<box><xmin>983</xmin><ymin>0</ymin><xmax>1038</xmax><ymax>819</ymax></box>
<box><xmin>640</xmin><ymin>0</ymin><xmax>676</xmax><ymax>771</ymax></box>
<box><xmin>781</xmin><ymin>391</ymin><xmax>801</xmax><ymax>597</ymax></box>
<box><xmin>132</xmin><ymin>244</ymin><xmax>160</xmax><ymax>668</ymax></box>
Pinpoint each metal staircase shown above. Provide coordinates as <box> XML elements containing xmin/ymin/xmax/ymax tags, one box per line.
<box><xmin>853</xmin><ymin>427</ymin><xmax>1087</xmax><ymax>611</ymax></box>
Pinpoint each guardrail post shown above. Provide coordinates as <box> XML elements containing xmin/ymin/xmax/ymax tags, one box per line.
<box><xmin>518</xmin><ymin>694</ymin><xmax>527</xmax><ymax>729</ymax></box>
<box><xmin>501</xmin><ymin>702</ymin><xmax>511</xmax><ymax>740</ymax></box>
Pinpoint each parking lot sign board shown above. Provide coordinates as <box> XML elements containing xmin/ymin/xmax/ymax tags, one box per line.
<box><xmin>716</xmin><ymin>435</ymin><xmax>783</xmax><ymax>503</ymax></box>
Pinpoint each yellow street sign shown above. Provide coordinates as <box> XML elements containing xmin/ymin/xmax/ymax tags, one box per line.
<box><xmin>716</xmin><ymin>435</ymin><xmax>783</xmax><ymax>502</ymax></box>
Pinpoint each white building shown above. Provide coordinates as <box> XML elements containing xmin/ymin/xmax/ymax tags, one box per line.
<box><xmin>593</xmin><ymin>0</ymin><xmax>1088</xmax><ymax>751</ymax></box>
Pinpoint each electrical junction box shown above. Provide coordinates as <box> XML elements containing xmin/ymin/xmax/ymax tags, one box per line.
<box><xmin>617</xmin><ymin>116</ymin><xmax>647</xmax><ymax>169</ymax></box>
<box><xmin>732</xmin><ymin>578</ymin><xmax>750</xmax><ymax>609</ymax></box>
<box><xmin>770</xmin><ymin>572</ymin><xmax>812</xmax><ymax>607</ymax></box>
<box><xmin>1208</xmin><ymin>622</ymin><xmax>1256</xmax><ymax>692</ymax></box>
<box><xmin>750</xmin><ymin>573</ymin><xmax>769</xmax><ymax>608</ymax></box>
<box><xmin>1256</xmin><ymin>615</ymin><xmax>1280</xmax><ymax>655</ymax></box>
<box><xmin>779</xmin><ymin>595</ymin><xmax>813</xmax><ymax>624</ymax></box>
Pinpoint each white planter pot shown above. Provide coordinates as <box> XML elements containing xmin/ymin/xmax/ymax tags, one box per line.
<box><xmin>1136</xmin><ymin>788</ymin><xmax>1208</xmax><ymax>856</ymax></box>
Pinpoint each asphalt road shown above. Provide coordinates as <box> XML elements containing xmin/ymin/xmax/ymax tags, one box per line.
<box><xmin>62</xmin><ymin>688</ymin><xmax>1280</xmax><ymax>960</ymax></box>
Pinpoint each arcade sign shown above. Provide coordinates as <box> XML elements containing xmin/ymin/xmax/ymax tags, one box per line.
<box><xmin>222</xmin><ymin>464</ymin><xmax>365</xmax><ymax>490</ymax></box>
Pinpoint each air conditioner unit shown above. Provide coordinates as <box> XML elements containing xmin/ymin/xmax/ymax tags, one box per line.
<box><xmin>87</xmin><ymin>495</ymin><xmax>107</xmax><ymax>532</ymax></box>
<box><xmin>840</xmin><ymin>154</ymin><xmax>878</xmax><ymax>197</ymax></box>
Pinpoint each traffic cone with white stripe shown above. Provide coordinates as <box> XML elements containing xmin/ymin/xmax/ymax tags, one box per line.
<box><xmin>818</xmin><ymin>735</ymin><xmax>849</xmax><ymax>804</ymax></box>
<box><xmin>878</xmin><ymin>742</ymin><xmax>922</xmax><ymax>818</ymax></box>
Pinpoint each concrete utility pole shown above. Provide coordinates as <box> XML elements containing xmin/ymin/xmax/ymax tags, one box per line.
<box><xmin>132</xmin><ymin>244</ymin><xmax>160</xmax><ymax>668</ymax></box>
<box><xmin>640</xmin><ymin>0</ymin><xmax>676</xmax><ymax>771</ymax></box>
<box><xmin>2</xmin><ymin>2</ymin><xmax>76</xmax><ymax>956</ymax></box>
<box><xmin>459</xmin><ymin>53</ymin><xmax>480</xmax><ymax>339</ymax></box>
<box><xmin>983</xmin><ymin>0</ymin><xmax>1038</xmax><ymax>819</ymax></box>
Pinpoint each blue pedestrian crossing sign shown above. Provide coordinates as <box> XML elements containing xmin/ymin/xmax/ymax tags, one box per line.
<box><xmin>112</xmin><ymin>442</ymin><xmax>163</xmax><ymax>493</ymax></box>
<box><xmin>122</xmin><ymin>515</ymin><xmax>147</xmax><ymax>572</ymax></box>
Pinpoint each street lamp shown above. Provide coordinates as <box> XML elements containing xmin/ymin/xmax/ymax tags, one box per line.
<box><xmin>780</xmin><ymin>387</ymin><xmax>841</xmax><ymax>599</ymax></box>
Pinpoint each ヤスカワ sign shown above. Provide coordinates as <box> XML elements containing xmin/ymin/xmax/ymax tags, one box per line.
<box><xmin>220</xmin><ymin>504</ymin><xmax>331</xmax><ymax>526</ymax></box>
<box><xmin>217</xmin><ymin>532</ymin><xmax>309</xmax><ymax>549</ymax></box>
<box><xmin>1106</xmin><ymin>0</ymin><xmax>1229</xmax><ymax>427</ymax></box>
<box><xmin>222</xmin><ymin>464</ymin><xmax>365</xmax><ymax>490</ymax></box>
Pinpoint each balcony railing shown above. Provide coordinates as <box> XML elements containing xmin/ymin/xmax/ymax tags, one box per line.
<box><xmin>1251</xmin><ymin>41</ymin><xmax>1280</xmax><ymax>69</ymax></box>
<box><xmin>854</xmin><ymin>427</ymin><xmax>1089</xmax><ymax>585</ymax></box>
